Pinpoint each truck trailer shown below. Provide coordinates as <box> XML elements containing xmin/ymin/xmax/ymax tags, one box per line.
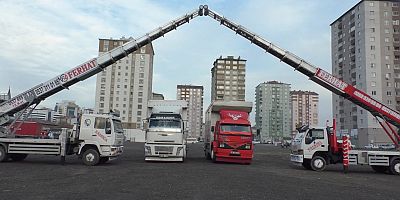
<box><xmin>144</xmin><ymin>100</ymin><xmax>188</xmax><ymax>162</ymax></box>
<box><xmin>204</xmin><ymin>101</ymin><xmax>253</xmax><ymax>164</ymax></box>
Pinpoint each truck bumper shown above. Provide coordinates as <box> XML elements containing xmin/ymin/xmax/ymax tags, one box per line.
<box><xmin>101</xmin><ymin>146</ymin><xmax>124</xmax><ymax>158</ymax></box>
<box><xmin>290</xmin><ymin>154</ymin><xmax>303</xmax><ymax>165</ymax></box>
<box><xmin>215</xmin><ymin>149</ymin><xmax>253</xmax><ymax>164</ymax></box>
<box><xmin>144</xmin><ymin>144</ymin><xmax>185</xmax><ymax>161</ymax></box>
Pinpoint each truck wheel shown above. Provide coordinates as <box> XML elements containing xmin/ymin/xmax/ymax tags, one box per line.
<box><xmin>205</xmin><ymin>150</ymin><xmax>211</xmax><ymax>160</ymax></box>
<box><xmin>310</xmin><ymin>156</ymin><xmax>326</xmax><ymax>171</ymax></box>
<box><xmin>371</xmin><ymin>166</ymin><xmax>388</xmax><ymax>173</ymax></box>
<box><xmin>99</xmin><ymin>157</ymin><xmax>109</xmax><ymax>164</ymax></box>
<box><xmin>0</xmin><ymin>146</ymin><xmax>8</xmax><ymax>162</ymax></box>
<box><xmin>389</xmin><ymin>158</ymin><xmax>400</xmax><ymax>175</ymax></box>
<box><xmin>10</xmin><ymin>154</ymin><xmax>28</xmax><ymax>162</ymax></box>
<box><xmin>302</xmin><ymin>159</ymin><xmax>312</xmax><ymax>170</ymax></box>
<box><xmin>211</xmin><ymin>149</ymin><xmax>216</xmax><ymax>163</ymax></box>
<box><xmin>82</xmin><ymin>149</ymin><xmax>100</xmax><ymax>166</ymax></box>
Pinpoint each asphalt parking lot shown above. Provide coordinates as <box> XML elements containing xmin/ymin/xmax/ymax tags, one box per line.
<box><xmin>1</xmin><ymin>142</ymin><xmax>400</xmax><ymax>200</ymax></box>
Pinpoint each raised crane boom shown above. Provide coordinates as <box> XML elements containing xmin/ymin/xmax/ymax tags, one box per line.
<box><xmin>201</xmin><ymin>6</ymin><xmax>400</xmax><ymax>144</ymax></box>
<box><xmin>1</xmin><ymin>5</ymin><xmax>399</xmax><ymax>144</ymax></box>
<box><xmin>0</xmin><ymin>7</ymin><xmax>202</xmax><ymax>126</ymax></box>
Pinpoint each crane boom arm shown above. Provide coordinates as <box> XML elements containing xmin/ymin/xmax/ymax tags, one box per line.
<box><xmin>0</xmin><ymin>8</ymin><xmax>201</xmax><ymax>124</ymax></box>
<box><xmin>203</xmin><ymin>6</ymin><xmax>400</xmax><ymax>128</ymax></box>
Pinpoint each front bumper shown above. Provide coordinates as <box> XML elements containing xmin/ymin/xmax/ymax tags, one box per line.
<box><xmin>215</xmin><ymin>148</ymin><xmax>253</xmax><ymax>164</ymax></box>
<box><xmin>110</xmin><ymin>146</ymin><xmax>124</xmax><ymax>157</ymax></box>
<box><xmin>144</xmin><ymin>144</ymin><xmax>185</xmax><ymax>161</ymax></box>
<box><xmin>290</xmin><ymin>154</ymin><xmax>303</xmax><ymax>163</ymax></box>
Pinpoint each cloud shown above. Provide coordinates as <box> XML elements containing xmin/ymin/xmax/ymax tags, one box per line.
<box><xmin>0</xmin><ymin>0</ymin><xmax>361</xmax><ymax>128</ymax></box>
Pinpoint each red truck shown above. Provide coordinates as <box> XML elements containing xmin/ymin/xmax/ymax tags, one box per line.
<box><xmin>9</xmin><ymin>121</ymin><xmax>48</xmax><ymax>138</ymax></box>
<box><xmin>204</xmin><ymin>101</ymin><xmax>253</xmax><ymax>164</ymax></box>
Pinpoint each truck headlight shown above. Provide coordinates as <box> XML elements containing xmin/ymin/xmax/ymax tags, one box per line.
<box><xmin>244</xmin><ymin>144</ymin><xmax>251</xmax><ymax>150</ymax></box>
<box><xmin>176</xmin><ymin>147</ymin><xmax>183</xmax><ymax>156</ymax></box>
<box><xmin>219</xmin><ymin>143</ymin><xmax>225</xmax><ymax>148</ymax></box>
<box><xmin>145</xmin><ymin>146</ymin><xmax>151</xmax><ymax>155</ymax></box>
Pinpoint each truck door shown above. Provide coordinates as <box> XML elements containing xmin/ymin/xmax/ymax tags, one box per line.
<box><xmin>303</xmin><ymin>128</ymin><xmax>328</xmax><ymax>159</ymax></box>
<box><xmin>93</xmin><ymin>117</ymin><xmax>110</xmax><ymax>145</ymax></box>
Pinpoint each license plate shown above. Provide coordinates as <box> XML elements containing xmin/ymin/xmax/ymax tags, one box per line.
<box><xmin>160</xmin><ymin>154</ymin><xmax>168</xmax><ymax>158</ymax></box>
<box><xmin>290</xmin><ymin>154</ymin><xmax>302</xmax><ymax>162</ymax></box>
<box><xmin>230</xmin><ymin>151</ymin><xmax>240</xmax><ymax>155</ymax></box>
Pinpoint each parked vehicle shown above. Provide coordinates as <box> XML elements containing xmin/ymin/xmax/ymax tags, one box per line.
<box><xmin>291</xmin><ymin>120</ymin><xmax>400</xmax><ymax>175</ymax></box>
<box><xmin>204</xmin><ymin>101</ymin><xmax>253</xmax><ymax>164</ymax></box>
<box><xmin>143</xmin><ymin>100</ymin><xmax>188</xmax><ymax>162</ymax></box>
<box><xmin>0</xmin><ymin>113</ymin><xmax>124</xmax><ymax>165</ymax></box>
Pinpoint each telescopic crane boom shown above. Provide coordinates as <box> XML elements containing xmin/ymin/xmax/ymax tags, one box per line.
<box><xmin>200</xmin><ymin>5</ymin><xmax>400</xmax><ymax>144</ymax></box>
<box><xmin>0</xmin><ymin>7</ymin><xmax>203</xmax><ymax>128</ymax></box>
<box><xmin>1</xmin><ymin>5</ymin><xmax>399</xmax><ymax>144</ymax></box>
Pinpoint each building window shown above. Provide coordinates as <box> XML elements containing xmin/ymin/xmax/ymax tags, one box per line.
<box><xmin>369</xmin><ymin>2</ymin><xmax>374</xmax><ymax>6</ymax></box>
<box><xmin>370</xmin><ymin>37</ymin><xmax>375</xmax><ymax>42</ymax></box>
<box><xmin>371</xmin><ymin>72</ymin><xmax>376</xmax><ymax>77</ymax></box>
<box><xmin>140</xmin><ymin>61</ymin><xmax>145</xmax><ymax>66</ymax></box>
<box><xmin>139</xmin><ymin>73</ymin><xmax>144</xmax><ymax>78</ymax></box>
<box><xmin>371</xmin><ymin>82</ymin><xmax>376</xmax><ymax>87</ymax></box>
<box><xmin>372</xmin><ymin>91</ymin><xmax>376</xmax><ymax>95</ymax></box>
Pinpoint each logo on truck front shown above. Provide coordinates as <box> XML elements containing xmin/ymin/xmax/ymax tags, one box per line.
<box><xmin>228</xmin><ymin>113</ymin><xmax>242</xmax><ymax>120</ymax></box>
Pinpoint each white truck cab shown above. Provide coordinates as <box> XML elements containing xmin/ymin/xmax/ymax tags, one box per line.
<box><xmin>77</xmin><ymin>113</ymin><xmax>124</xmax><ymax>165</ymax></box>
<box><xmin>291</xmin><ymin>125</ymin><xmax>400</xmax><ymax>175</ymax></box>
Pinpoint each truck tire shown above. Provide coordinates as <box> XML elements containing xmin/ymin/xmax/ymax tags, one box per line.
<box><xmin>371</xmin><ymin>165</ymin><xmax>388</xmax><ymax>173</ymax></box>
<box><xmin>302</xmin><ymin>159</ymin><xmax>312</xmax><ymax>170</ymax></box>
<box><xmin>99</xmin><ymin>157</ymin><xmax>109</xmax><ymax>164</ymax></box>
<box><xmin>0</xmin><ymin>146</ymin><xmax>8</xmax><ymax>162</ymax></box>
<box><xmin>211</xmin><ymin>149</ymin><xmax>216</xmax><ymax>163</ymax></box>
<box><xmin>389</xmin><ymin>158</ymin><xmax>400</xmax><ymax>175</ymax></box>
<box><xmin>82</xmin><ymin>149</ymin><xmax>100</xmax><ymax>166</ymax></box>
<box><xmin>205</xmin><ymin>150</ymin><xmax>211</xmax><ymax>160</ymax></box>
<box><xmin>9</xmin><ymin>154</ymin><xmax>28</xmax><ymax>162</ymax></box>
<box><xmin>310</xmin><ymin>156</ymin><xmax>326</xmax><ymax>171</ymax></box>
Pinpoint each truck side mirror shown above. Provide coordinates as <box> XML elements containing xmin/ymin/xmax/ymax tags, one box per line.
<box><xmin>106</xmin><ymin>128</ymin><xmax>111</xmax><ymax>134</ymax></box>
<box><xmin>211</xmin><ymin>126</ymin><xmax>214</xmax><ymax>132</ymax></box>
<box><xmin>142</xmin><ymin>119</ymin><xmax>148</xmax><ymax>130</ymax></box>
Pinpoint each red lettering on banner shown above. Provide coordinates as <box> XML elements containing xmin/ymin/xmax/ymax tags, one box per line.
<box><xmin>316</xmin><ymin>69</ymin><xmax>348</xmax><ymax>91</ymax></box>
<box><xmin>64</xmin><ymin>59</ymin><xmax>97</xmax><ymax>81</ymax></box>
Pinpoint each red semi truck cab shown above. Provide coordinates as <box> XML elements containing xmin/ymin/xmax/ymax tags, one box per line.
<box><xmin>204</xmin><ymin>101</ymin><xmax>253</xmax><ymax>164</ymax></box>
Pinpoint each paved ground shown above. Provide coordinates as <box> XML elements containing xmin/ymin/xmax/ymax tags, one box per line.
<box><xmin>0</xmin><ymin>142</ymin><xmax>400</xmax><ymax>200</ymax></box>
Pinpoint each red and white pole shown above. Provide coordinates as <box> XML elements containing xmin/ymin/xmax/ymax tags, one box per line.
<box><xmin>342</xmin><ymin>134</ymin><xmax>350</xmax><ymax>173</ymax></box>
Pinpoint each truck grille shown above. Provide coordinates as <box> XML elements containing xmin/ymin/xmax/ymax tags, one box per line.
<box><xmin>155</xmin><ymin>146</ymin><xmax>173</xmax><ymax>153</ymax></box>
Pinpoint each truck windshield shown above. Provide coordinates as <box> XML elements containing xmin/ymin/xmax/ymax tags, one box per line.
<box><xmin>220</xmin><ymin>124</ymin><xmax>251</xmax><ymax>132</ymax></box>
<box><xmin>113</xmin><ymin>119</ymin><xmax>124</xmax><ymax>133</ymax></box>
<box><xmin>149</xmin><ymin>119</ymin><xmax>181</xmax><ymax>129</ymax></box>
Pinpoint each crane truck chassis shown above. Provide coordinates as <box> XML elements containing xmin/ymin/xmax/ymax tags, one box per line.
<box><xmin>0</xmin><ymin>113</ymin><xmax>124</xmax><ymax>166</ymax></box>
<box><xmin>0</xmin><ymin>5</ymin><xmax>399</xmax><ymax>172</ymax></box>
<box><xmin>290</xmin><ymin>120</ymin><xmax>400</xmax><ymax>175</ymax></box>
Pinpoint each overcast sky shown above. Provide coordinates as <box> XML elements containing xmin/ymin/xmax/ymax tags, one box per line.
<box><xmin>0</xmin><ymin>0</ymin><xmax>361</xmax><ymax>125</ymax></box>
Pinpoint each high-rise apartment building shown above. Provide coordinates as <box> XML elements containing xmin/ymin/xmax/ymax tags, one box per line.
<box><xmin>55</xmin><ymin>100</ymin><xmax>80</xmax><ymax>118</ymax></box>
<box><xmin>255</xmin><ymin>81</ymin><xmax>291</xmax><ymax>143</ymax></box>
<box><xmin>0</xmin><ymin>88</ymin><xmax>11</xmax><ymax>103</ymax></box>
<box><xmin>95</xmin><ymin>37</ymin><xmax>154</xmax><ymax>129</ymax></box>
<box><xmin>211</xmin><ymin>56</ymin><xmax>246</xmax><ymax>101</ymax></box>
<box><xmin>290</xmin><ymin>91</ymin><xmax>319</xmax><ymax>135</ymax></box>
<box><xmin>177</xmin><ymin>85</ymin><xmax>204</xmax><ymax>139</ymax></box>
<box><xmin>331</xmin><ymin>0</ymin><xmax>400</xmax><ymax>146</ymax></box>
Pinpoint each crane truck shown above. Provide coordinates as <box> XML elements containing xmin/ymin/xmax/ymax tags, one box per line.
<box><xmin>204</xmin><ymin>101</ymin><xmax>253</xmax><ymax>164</ymax></box>
<box><xmin>144</xmin><ymin>100</ymin><xmax>188</xmax><ymax>162</ymax></box>
<box><xmin>1</xmin><ymin>5</ymin><xmax>400</xmax><ymax>171</ymax></box>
